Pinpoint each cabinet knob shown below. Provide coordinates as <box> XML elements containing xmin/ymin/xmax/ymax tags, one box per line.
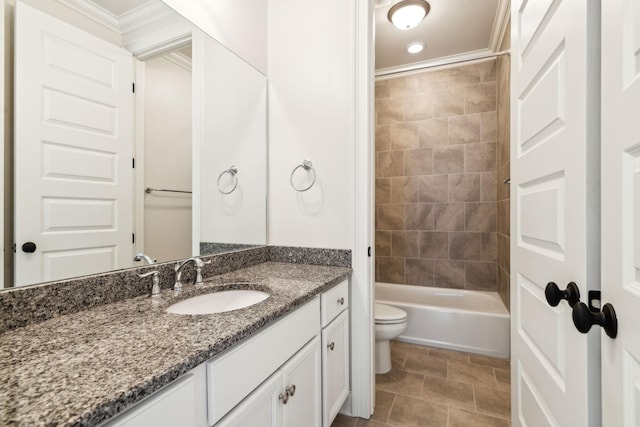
<box><xmin>286</xmin><ymin>384</ymin><xmax>296</xmax><ymax>397</ymax></box>
<box><xmin>327</xmin><ymin>342</ymin><xmax>335</xmax><ymax>351</ymax></box>
<box><xmin>337</xmin><ymin>297</ymin><xmax>345</xmax><ymax>306</ymax></box>
<box><xmin>278</xmin><ymin>391</ymin><xmax>289</xmax><ymax>404</ymax></box>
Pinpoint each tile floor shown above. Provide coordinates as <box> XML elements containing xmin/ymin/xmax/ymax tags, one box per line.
<box><xmin>331</xmin><ymin>341</ymin><xmax>511</xmax><ymax>427</ymax></box>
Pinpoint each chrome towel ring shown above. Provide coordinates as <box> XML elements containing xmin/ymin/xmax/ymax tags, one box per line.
<box><xmin>217</xmin><ymin>166</ymin><xmax>239</xmax><ymax>194</ymax></box>
<box><xmin>290</xmin><ymin>159</ymin><xmax>316</xmax><ymax>192</ymax></box>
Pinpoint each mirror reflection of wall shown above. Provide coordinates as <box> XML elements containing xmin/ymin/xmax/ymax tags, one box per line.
<box><xmin>140</xmin><ymin>45</ymin><xmax>192</xmax><ymax>263</ymax></box>
<box><xmin>3</xmin><ymin>0</ymin><xmax>267</xmax><ymax>289</ymax></box>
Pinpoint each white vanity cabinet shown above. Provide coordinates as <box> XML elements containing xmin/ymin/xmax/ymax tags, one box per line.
<box><xmin>103</xmin><ymin>279</ymin><xmax>351</xmax><ymax>427</ymax></box>
<box><xmin>102</xmin><ymin>365</ymin><xmax>208</xmax><ymax>427</ymax></box>
<box><xmin>320</xmin><ymin>279</ymin><xmax>350</xmax><ymax>427</ymax></box>
<box><xmin>216</xmin><ymin>336</ymin><xmax>322</xmax><ymax>427</ymax></box>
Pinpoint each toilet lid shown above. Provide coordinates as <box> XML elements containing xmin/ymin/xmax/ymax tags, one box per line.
<box><xmin>375</xmin><ymin>303</ymin><xmax>407</xmax><ymax>322</ymax></box>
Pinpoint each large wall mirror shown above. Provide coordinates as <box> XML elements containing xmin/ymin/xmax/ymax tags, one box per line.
<box><xmin>4</xmin><ymin>0</ymin><xmax>267</xmax><ymax>288</ymax></box>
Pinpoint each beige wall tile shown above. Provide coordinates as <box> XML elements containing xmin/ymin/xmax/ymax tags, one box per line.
<box><xmin>377</xmin><ymin>204</ymin><xmax>404</xmax><ymax>230</ymax></box>
<box><xmin>434</xmin><ymin>146</ymin><xmax>464</xmax><ymax>174</ymax></box>
<box><xmin>377</xmin><ymin>98</ymin><xmax>405</xmax><ymax>124</ymax></box>
<box><xmin>390</xmin><ymin>176</ymin><xmax>419</xmax><ymax>203</ymax></box>
<box><xmin>464</xmin><ymin>142</ymin><xmax>496</xmax><ymax>173</ymax></box>
<box><xmin>376</xmin><ymin>178</ymin><xmax>391</xmax><ymax>204</ymax></box>
<box><xmin>418</xmin><ymin>118</ymin><xmax>449</xmax><ymax>147</ymax></box>
<box><xmin>389</xmin><ymin>75</ymin><xmax>418</xmax><ymax>98</ymax></box>
<box><xmin>433</xmin><ymin>203</ymin><xmax>465</xmax><ymax>231</ymax></box>
<box><xmin>481</xmin><ymin>232</ymin><xmax>497</xmax><ymax>262</ymax></box>
<box><xmin>480</xmin><ymin>172</ymin><xmax>497</xmax><ymax>201</ymax></box>
<box><xmin>481</xmin><ymin>111</ymin><xmax>497</xmax><ymax>142</ymax></box>
<box><xmin>497</xmin><ymin>233</ymin><xmax>510</xmax><ymax>275</ymax></box>
<box><xmin>449</xmin><ymin>174</ymin><xmax>481</xmax><ymax>202</ymax></box>
<box><xmin>433</xmin><ymin>86</ymin><xmax>465</xmax><ymax>118</ymax></box>
<box><xmin>391</xmin><ymin>231</ymin><xmax>419</xmax><ymax>258</ymax></box>
<box><xmin>375</xmin><ymin>231</ymin><xmax>391</xmax><ymax>256</ymax></box>
<box><xmin>390</xmin><ymin>123</ymin><xmax>419</xmax><ymax>149</ymax></box>
<box><xmin>375</xmin><ymin>80</ymin><xmax>390</xmax><ymax>100</ymax></box>
<box><xmin>405</xmin><ymin>203</ymin><xmax>435</xmax><ymax>230</ymax></box>
<box><xmin>434</xmin><ymin>260</ymin><xmax>465</xmax><ymax>288</ymax></box>
<box><xmin>406</xmin><ymin>96</ymin><xmax>433</xmax><ymax>121</ymax></box>
<box><xmin>419</xmin><ymin>231</ymin><xmax>449</xmax><ymax>259</ymax></box>
<box><xmin>377</xmin><ymin>151</ymin><xmax>404</xmax><ymax>177</ymax></box>
<box><xmin>376</xmin><ymin>230</ymin><xmax>391</xmax><ymax>256</ymax></box>
<box><xmin>376</xmin><ymin>125</ymin><xmax>390</xmax><ymax>152</ymax></box>
<box><xmin>418</xmin><ymin>175</ymin><xmax>449</xmax><ymax>202</ymax></box>
<box><xmin>449</xmin><ymin>232</ymin><xmax>482</xmax><ymax>261</ymax></box>
<box><xmin>405</xmin><ymin>148</ymin><xmax>434</xmax><ymax>176</ymax></box>
<box><xmin>378</xmin><ymin>257</ymin><xmax>405</xmax><ymax>284</ymax></box>
<box><xmin>406</xmin><ymin>259</ymin><xmax>435</xmax><ymax>286</ymax></box>
<box><xmin>449</xmin><ymin>114</ymin><xmax>481</xmax><ymax>145</ymax></box>
<box><xmin>497</xmin><ymin>161</ymin><xmax>510</xmax><ymax>201</ymax></box>
<box><xmin>497</xmin><ymin>199</ymin><xmax>510</xmax><ymax>236</ymax></box>
<box><xmin>465</xmin><ymin>82</ymin><xmax>497</xmax><ymax>114</ymax></box>
<box><xmin>417</xmin><ymin>70</ymin><xmax>449</xmax><ymax>92</ymax></box>
<box><xmin>465</xmin><ymin>202</ymin><xmax>497</xmax><ymax>232</ymax></box>
<box><xmin>465</xmin><ymin>261</ymin><xmax>498</xmax><ymax>291</ymax></box>
<box><xmin>498</xmin><ymin>266</ymin><xmax>510</xmax><ymax>311</ymax></box>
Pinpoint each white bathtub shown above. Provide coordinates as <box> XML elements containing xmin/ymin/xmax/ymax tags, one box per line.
<box><xmin>375</xmin><ymin>282</ymin><xmax>510</xmax><ymax>359</ymax></box>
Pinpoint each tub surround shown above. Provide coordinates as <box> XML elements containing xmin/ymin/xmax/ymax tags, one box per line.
<box><xmin>0</xmin><ymin>261</ymin><xmax>351</xmax><ymax>427</ymax></box>
<box><xmin>375</xmin><ymin>60</ymin><xmax>498</xmax><ymax>291</ymax></box>
<box><xmin>0</xmin><ymin>246</ymin><xmax>350</xmax><ymax>334</ymax></box>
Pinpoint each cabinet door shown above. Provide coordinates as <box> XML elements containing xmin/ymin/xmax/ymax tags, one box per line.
<box><xmin>215</xmin><ymin>373</ymin><xmax>281</xmax><ymax>427</ymax></box>
<box><xmin>322</xmin><ymin>310</ymin><xmax>350</xmax><ymax>427</ymax></box>
<box><xmin>281</xmin><ymin>336</ymin><xmax>322</xmax><ymax>427</ymax></box>
<box><xmin>104</xmin><ymin>367</ymin><xmax>206</xmax><ymax>427</ymax></box>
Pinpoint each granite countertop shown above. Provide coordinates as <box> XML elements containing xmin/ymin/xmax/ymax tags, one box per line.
<box><xmin>0</xmin><ymin>262</ymin><xmax>351</xmax><ymax>427</ymax></box>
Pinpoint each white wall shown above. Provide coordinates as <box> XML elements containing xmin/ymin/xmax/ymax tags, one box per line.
<box><xmin>160</xmin><ymin>0</ymin><xmax>267</xmax><ymax>74</ymax></box>
<box><xmin>194</xmin><ymin>30</ymin><xmax>267</xmax><ymax>246</ymax></box>
<box><xmin>143</xmin><ymin>54</ymin><xmax>192</xmax><ymax>262</ymax></box>
<box><xmin>267</xmin><ymin>0</ymin><xmax>356</xmax><ymax>250</ymax></box>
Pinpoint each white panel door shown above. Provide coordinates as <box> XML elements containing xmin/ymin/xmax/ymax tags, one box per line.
<box><xmin>14</xmin><ymin>1</ymin><xmax>134</xmax><ymax>286</ymax></box>
<box><xmin>511</xmin><ymin>0</ymin><xmax>600</xmax><ymax>425</ymax></box>
<box><xmin>601</xmin><ymin>0</ymin><xmax>640</xmax><ymax>424</ymax></box>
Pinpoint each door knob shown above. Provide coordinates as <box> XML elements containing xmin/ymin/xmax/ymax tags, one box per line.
<box><xmin>572</xmin><ymin>291</ymin><xmax>618</xmax><ymax>338</ymax></box>
<box><xmin>545</xmin><ymin>281</ymin><xmax>580</xmax><ymax>307</ymax></box>
<box><xmin>21</xmin><ymin>242</ymin><xmax>36</xmax><ymax>253</ymax></box>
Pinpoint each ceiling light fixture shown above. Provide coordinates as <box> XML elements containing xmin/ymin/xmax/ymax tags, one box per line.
<box><xmin>388</xmin><ymin>0</ymin><xmax>431</xmax><ymax>30</ymax></box>
<box><xmin>407</xmin><ymin>42</ymin><xmax>425</xmax><ymax>54</ymax></box>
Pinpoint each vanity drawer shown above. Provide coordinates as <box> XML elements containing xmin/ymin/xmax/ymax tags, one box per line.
<box><xmin>321</xmin><ymin>279</ymin><xmax>348</xmax><ymax>327</ymax></box>
<box><xmin>207</xmin><ymin>296</ymin><xmax>320</xmax><ymax>426</ymax></box>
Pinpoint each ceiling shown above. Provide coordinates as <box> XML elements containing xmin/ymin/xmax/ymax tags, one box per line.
<box><xmin>91</xmin><ymin>0</ymin><xmax>503</xmax><ymax>73</ymax></box>
<box><xmin>90</xmin><ymin>0</ymin><xmax>151</xmax><ymax>17</ymax></box>
<box><xmin>375</xmin><ymin>0</ymin><xmax>502</xmax><ymax>73</ymax></box>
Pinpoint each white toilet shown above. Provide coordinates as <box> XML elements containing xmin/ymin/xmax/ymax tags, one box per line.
<box><xmin>375</xmin><ymin>303</ymin><xmax>408</xmax><ymax>374</ymax></box>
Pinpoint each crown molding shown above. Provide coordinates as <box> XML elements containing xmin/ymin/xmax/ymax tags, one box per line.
<box><xmin>163</xmin><ymin>51</ymin><xmax>192</xmax><ymax>72</ymax></box>
<box><xmin>375</xmin><ymin>48</ymin><xmax>494</xmax><ymax>78</ymax></box>
<box><xmin>53</xmin><ymin>0</ymin><xmax>120</xmax><ymax>32</ymax></box>
<box><xmin>489</xmin><ymin>0</ymin><xmax>511</xmax><ymax>51</ymax></box>
<box><xmin>118</xmin><ymin>1</ymin><xmax>175</xmax><ymax>33</ymax></box>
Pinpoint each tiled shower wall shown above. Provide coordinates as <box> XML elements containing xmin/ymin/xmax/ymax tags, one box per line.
<box><xmin>497</xmin><ymin>23</ymin><xmax>511</xmax><ymax>310</ymax></box>
<box><xmin>375</xmin><ymin>60</ymin><xmax>498</xmax><ymax>291</ymax></box>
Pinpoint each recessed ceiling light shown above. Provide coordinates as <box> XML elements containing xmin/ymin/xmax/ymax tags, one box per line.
<box><xmin>388</xmin><ymin>0</ymin><xmax>431</xmax><ymax>30</ymax></box>
<box><xmin>407</xmin><ymin>42</ymin><xmax>425</xmax><ymax>54</ymax></box>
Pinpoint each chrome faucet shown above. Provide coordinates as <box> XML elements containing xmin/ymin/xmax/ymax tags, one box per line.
<box><xmin>174</xmin><ymin>257</ymin><xmax>211</xmax><ymax>290</ymax></box>
<box><xmin>133</xmin><ymin>253</ymin><xmax>156</xmax><ymax>265</ymax></box>
<box><xmin>138</xmin><ymin>270</ymin><xmax>161</xmax><ymax>298</ymax></box>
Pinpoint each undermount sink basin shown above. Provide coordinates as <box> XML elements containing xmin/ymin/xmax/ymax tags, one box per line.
<box><xmin>167</xmin><ymin>289</ymin><xmax>270</xmax><ymax>315</ymax></box>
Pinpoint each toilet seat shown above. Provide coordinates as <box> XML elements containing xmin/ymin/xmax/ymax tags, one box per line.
<box><xmin>375</xmin><ymin>303</ymin><xmax>407</xmax><ymax>325</ymax></box>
